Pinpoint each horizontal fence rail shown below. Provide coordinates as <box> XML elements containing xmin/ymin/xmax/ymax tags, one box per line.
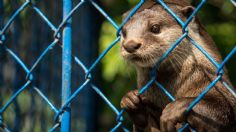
<box><xmin>0</xmin><ymin>0</ymin><xmax>236</xmax><ymax>132</ymax></box>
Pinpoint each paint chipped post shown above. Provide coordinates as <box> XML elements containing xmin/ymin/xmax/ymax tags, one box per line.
<box><xmin>61</xmin><ymin>0</ymin><xmax>72</xmax><ymax>132</ymax></box>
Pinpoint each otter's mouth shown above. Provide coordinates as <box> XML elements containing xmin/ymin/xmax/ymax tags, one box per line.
<box><xmin>123</xmin><ymin>53</ymin><xmax>158</xmax><ymax>68</ymax></box>
<box><xmin>123</xmin><ymin>54</ymin><xmax>143</xmax><ymax>62</ymax></box>
<box><xmin>121</xmin><ymin>46</ymin><xmax>160</xmax><ymax>67</ymax></box>
<box><xmin>128</xmin><ymin>56</ymin><xmax>141</xmax><ymax>61</ymax></box>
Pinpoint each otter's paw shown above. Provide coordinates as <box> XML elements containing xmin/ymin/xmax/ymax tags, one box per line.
<box><xmin>120</xmin><ymin>90</ymin><xmax>142</xmax><ymax>111</ymax></box>
<box><xmin>160</xmin><ymin>99</ymin><xmax>191</xmax><ymax>132</ymax></box>
<box><xmin>121</xmin><ymin>90</ymin><xmax>148</xmax><ymax>129</ymax></box>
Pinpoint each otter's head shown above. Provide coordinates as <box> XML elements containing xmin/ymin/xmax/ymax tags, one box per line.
<box><xmin>120</xmin><ymin>2</ymin><xmax>198</xmax><ymax>68</ymax></box>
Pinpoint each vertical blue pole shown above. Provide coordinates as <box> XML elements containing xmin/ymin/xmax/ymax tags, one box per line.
<box><xmin>61</xmin><ymin>0</ymin><xmax>72</xmax><ymax>132</ymax></box>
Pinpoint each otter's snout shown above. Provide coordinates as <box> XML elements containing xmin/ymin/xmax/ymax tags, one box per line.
<box><xmin>123</xmin><ymin>40</ymin><xmax>142</xmax><ymax>53</ymax></box>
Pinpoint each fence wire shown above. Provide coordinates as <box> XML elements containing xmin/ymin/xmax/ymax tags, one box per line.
<box><xmin>0</xmin><ymin>0</ymin><xmax>236</xmax><ymax>132</ymax></box>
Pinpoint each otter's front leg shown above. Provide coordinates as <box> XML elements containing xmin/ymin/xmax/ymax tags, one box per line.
<box><xmin>120</xmin><ymin>90</ymin><xmax>148</xmax><ymax>131</ymax></box>
<box><xmin>160</xmin><ymin>97</ymin><xmax>233</xmax><ymax>132</ymax></box>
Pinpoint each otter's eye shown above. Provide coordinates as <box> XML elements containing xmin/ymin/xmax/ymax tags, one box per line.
<box><xmin>121</xmin><ymin>29</ymin><xmax>127</xmax><ymax>37</ymax></box>
<box><xmin>150</xmin><ymin>24</ymin><xmax>160</xmax><ymax>34</ymax></box>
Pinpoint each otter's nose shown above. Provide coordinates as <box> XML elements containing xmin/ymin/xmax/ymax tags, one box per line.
<box><xmin>123</xmin><ymin>40</ymin><xmax>141</xmax><ymax>53</ymax></box>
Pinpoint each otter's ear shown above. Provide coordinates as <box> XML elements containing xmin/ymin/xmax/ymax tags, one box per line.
<box><xmin>181</xmin><ymin>6</ymin><xmax>195</xmax><ymax>18</ymax></box>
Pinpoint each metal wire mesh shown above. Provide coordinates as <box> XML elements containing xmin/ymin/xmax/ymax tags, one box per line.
<box><xmin>0</xmin><ymin>0</ymin><xmax>235</xmax><ymax>132</ymax></box>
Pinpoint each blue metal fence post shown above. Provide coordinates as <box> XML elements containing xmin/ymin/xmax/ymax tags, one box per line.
<box><xmin>61</xmin><ymin>0</ymin><xmax>72</xmax><ymax>132</ymax></box>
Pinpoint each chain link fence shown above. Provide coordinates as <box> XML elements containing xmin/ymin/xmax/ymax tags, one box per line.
<box><xmin>0</xmin><ymin>0</ymin><xmax>235</xmax><ymax>131</ymax></box>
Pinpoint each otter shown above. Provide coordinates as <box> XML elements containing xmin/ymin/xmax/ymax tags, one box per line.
<box><xmin>120</xmin><ymin>0</ymin><xmax>236</xmax><ymax>132</ymax></box>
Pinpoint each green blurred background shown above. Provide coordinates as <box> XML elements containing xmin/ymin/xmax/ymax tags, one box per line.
<box><xmin>0</xmin><ymin>0</ymin><xmax>235</xmax><ymax>131</ymax></box>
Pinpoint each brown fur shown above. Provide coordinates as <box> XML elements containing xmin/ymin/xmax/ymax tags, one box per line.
<box><xmin>120</xmin><ymin>1</ymin><xmax>236</xmax><ymax>132</ymax></box>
